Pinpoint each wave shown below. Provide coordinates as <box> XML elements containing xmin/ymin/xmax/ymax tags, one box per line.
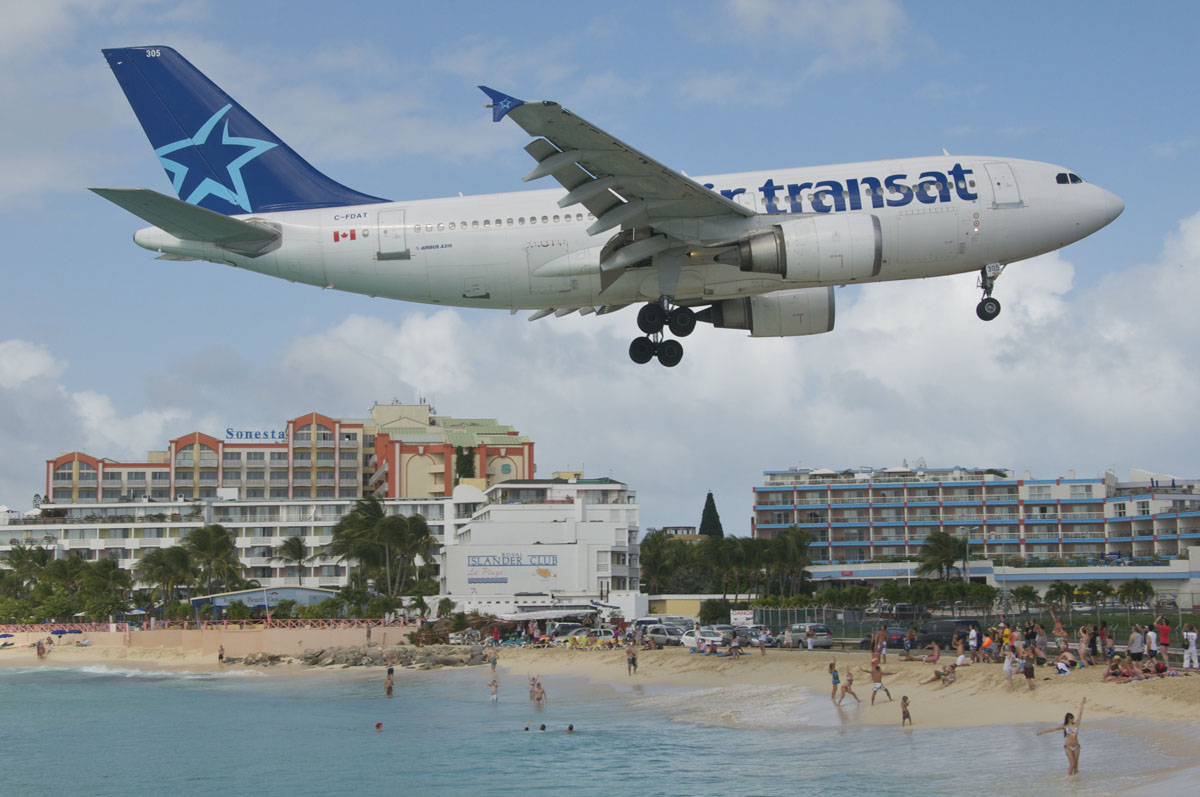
<box><xmin>74</xmin><ymin>664</ymin><xmax>267</xmax><ymax>679</ymax></box>
<box><xmin>636</xmin><ymin>683</ymin><xmax>816</xmax><ymax>730</ymax></box>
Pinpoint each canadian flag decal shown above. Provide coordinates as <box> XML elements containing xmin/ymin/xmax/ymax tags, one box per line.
<box><xmin>333</xmin><ymin>230</ymin><xmax>356</xmax><ymax>242</ymax></box>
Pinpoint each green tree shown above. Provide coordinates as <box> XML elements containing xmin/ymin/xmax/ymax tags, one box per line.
<box><xmin>915</xmin><ymin>532</ymin><xmax>967</xmax><ymax>581</ymax></box>
<box><xmin>183</xmin><ymin>524</ymin><xmax>244</xmax><ymax>594</ymax></box>
<box><xmin>454</xmin><ymin>446</ymin><xmax>476</xmax><ymax>483</ymax></box>
<box><xmin>409</xmin><ymin>595</ymin><xmax>430</xmax><ymax>619</ymax></box>
<box><xmin>699</xmin><ymin>491</ymin><xmax>724</xmax><ymax>538</ymax></box>
<box><xmin>226</xmin><ymin>600</ymin><xmax>251</xmax><ymax>620</ymax></box>
<box><xmin>437</xmin><ymin>597</ymin><xmax>456</xmax><ymax>618</ymax></box>
<box><xmin>137</xmin><ymin>546</ymin><xmax>197</xmax><ymax>614</ymax></box>
<box><xmin>1117</xmin><ymin>578</ymin><xmax>1154</xmax><ymax>607</ymax></box>
<box><xmin>270</xmin><ymin>535</ymin><xmax>314</xmax><ymax>586</ymax></box>
<box><xmin>1011</xmin><ymin>585</ymin><xmax>1040</xmax><ymax>612</ymax></box>
<box><xmin>1044</xmin><ymin>580</ymin><xmax>1075</xmax><ymax>608</ymax></box>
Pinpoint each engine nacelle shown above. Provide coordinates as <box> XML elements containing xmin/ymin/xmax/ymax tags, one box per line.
<box><xmin>698</xmin><ymin>287</ymin><xmax>835</xmax><ymax>337</ymax></box>
<box><xmin>716</xmin><ymin>213</ymin><xmax>882</xmax><ymax>283</ymax></box>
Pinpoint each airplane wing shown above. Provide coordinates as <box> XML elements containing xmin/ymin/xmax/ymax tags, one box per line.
<box><xmin>90</xmin><ymin>187</ymin><xmax>280</xmax><ymax>256</ymax></box>
<box><xmin>479</xmin><ymin>87</ymin><xmax>753</xmax><ymax>242</ymax></box>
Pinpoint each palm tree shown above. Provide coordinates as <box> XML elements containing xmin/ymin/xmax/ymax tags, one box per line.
<box><xmin>1</xmin><ymin>544</ymin><xmax>54</xmax><ymax>597</ymax></box>
<box><xmin>270</xmin><ymin>535</ymin><xmax>313</xmax><ymax>586</ymax></box>
<box><xmin>637</xmin><ymin>529</ymin><xmax>672</xmax><ymax>594</ymax></box>
<box><xmin>1044</xmin><ymin>580</ymin><xmax>1075</xmax><ymax>608</ymax></box>
<box><xmin>138</xmin><ymin>546</ymin><xmax>197</xmax><ymax>613</ymax></box>
<box><xmin>80</xmin><ymin>557</ymin><xmax>133</xmax><ymax>604</ymax></box>
<box><xmin>1011</xmin><ymin>585</ymin><xmax>1040</xmax><ymax>613</ymax></box>
<box><xmin>330</xmin><ymin>495</ymin><xmax>390</xmax><ymax>591</ymax></box>
<box><xmin>1117</xmin><ymin>578</ymin><xmax>1154</xmax><ymax>608</ymax></box>
<box><xmin>916</xmin><ymin>532</ymin><xmax>967</xmax><ymax>580</ymax></box>
<box><xmin>184</xmin><ymin>524</ymin><xmax>243</xmax><ymax>594</ymax></box>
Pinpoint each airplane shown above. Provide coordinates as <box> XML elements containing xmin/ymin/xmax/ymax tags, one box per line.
<box><xmin>94</xmin><ymin>46</ymin><xmax>1124</xmax><ymax>367</ymax></box>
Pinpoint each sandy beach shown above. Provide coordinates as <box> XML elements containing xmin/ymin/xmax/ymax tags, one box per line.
<box><xmin>493</xmin><ymin>645</ymin><xmax>1200</xmax><ymax>729</ymax></box>
<box><xmin>6</xmin><ymin>632</ymin><xmax>1199</xmax><ymax>731</ymax></box>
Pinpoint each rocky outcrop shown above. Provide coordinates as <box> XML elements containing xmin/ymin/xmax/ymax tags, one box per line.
<box><xmin>284</xmin><ymin>644</ymin><xmax>488</xmax><ymax>670</ymax></box>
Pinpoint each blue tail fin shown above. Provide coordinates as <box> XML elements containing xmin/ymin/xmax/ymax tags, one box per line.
<box><xmin>102</xmin><ymin>46</ymin><xmax>388</xmax><ymax>214</ymax></box>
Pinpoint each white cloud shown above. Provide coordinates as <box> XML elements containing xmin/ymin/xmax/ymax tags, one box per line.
<box><xmin>0</xmin><ymin>340</ymin><xmax>66</xmax><ymax>388</ymax></box>
<box><xmin>3</xmin><ymin>211</ymin><xmax>1198</xmax><ymax>530</ymax></box>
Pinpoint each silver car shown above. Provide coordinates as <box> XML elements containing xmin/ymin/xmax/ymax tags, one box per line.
<box><xmin>645</xmin><ymin>624</ymin><xmax>684</xmax><ymax>646</ymax></box>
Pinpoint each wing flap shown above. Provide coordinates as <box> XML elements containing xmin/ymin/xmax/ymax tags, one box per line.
<box><xmin>90</xmin><ymin>187</ymin><xmax>280</xmax><ymax>253</ymax></box>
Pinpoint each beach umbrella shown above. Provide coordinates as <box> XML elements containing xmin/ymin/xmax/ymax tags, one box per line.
<box><xmin>66</xmin><ymin>629</ymin><xmax>82</xmax><ymax>634</ymax></box>
<box><xmin>0</xmin><ymin>633</ymin><xmax>12</xmax><ymax>638</ymax></box>
<box><xmin>50</xmin><ymin>629</ymin><xmax>67</xmax><ymax>635</ymax></box>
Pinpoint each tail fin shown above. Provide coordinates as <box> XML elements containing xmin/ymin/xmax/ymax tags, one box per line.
<box><xmin>102</xmin><ymin>46</ymin><xmax>388</xmax><ymax>214</ymax></box>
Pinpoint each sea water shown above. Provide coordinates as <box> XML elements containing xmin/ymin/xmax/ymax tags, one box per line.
<box><xmin>0</xmin><ymin>664</ymin><xmax>1187</xmax><ymax>796</ymax></box>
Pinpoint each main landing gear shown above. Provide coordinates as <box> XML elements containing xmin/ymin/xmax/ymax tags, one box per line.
<box><xmin>629</xmin><ymin>301</ymin><xmax>695</xmax><ymax>367</ymax></box>
<box><xmin>976</xmin><ymin>264</ymin><xmax>1005</xmax><ymax>321</ymax></box>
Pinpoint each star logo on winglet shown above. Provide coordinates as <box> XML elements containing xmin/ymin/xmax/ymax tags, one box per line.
<box><xmin>154</xmin><ymin>104</ymin><xmax>277</xmax><ymax>213</ymax></box>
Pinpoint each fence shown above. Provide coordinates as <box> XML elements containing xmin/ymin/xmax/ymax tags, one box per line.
<box><xmin>753</xmin><ymin>599</ymin><xmax>1200</xmax><ymax>644</ymax></box>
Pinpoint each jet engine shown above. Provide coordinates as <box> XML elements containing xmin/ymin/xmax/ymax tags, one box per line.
<box><xmin>696</xmin><ymin>287</ymin><xmax>835</xmax><ymax>337</ymax></box>
<box><xmin>715</xmin><ymin>213</ymin><xmax>882</xmax><ymax>283</ymax></box>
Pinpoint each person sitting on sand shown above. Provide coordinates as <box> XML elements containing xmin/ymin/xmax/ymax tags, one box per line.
<box><xmin>940</xmin><ymin>663</ymin><xmax>958</xmax><ymax>687</ymax></box>
<box><xmin>918</xmin><ymin>666</ymin><xmax>947</xmax><ymax>685</ymax></box>
<box><xmin>921</xmin><ymin>641</ymin><xmax>940</xmax><ymax>664</ymax></box>
<box><xmin>1102</xmin><ymin>660</ymin><xmax>1128</xmax><ymax>684</ymax></box>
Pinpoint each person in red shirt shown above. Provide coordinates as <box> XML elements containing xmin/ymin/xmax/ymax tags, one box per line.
<box><xmin>1155</xmin><ymin>617</ymin><xmax>1172</xmax><ymax>667</ymax></box>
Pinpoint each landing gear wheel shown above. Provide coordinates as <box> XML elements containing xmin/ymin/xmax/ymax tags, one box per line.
<box><xmin>667</xmin><ymin>307</ymin><xmax>697</xmax><ymax>337</ymax></box>
<box><xmin>629</xmin><ymin>336</ymin><xmax>656</xmax><ymax>364</ymax></box>
<box><xmin>637</xmin><ymin>303</ymin><xmax>667</xmax><ymax>334</ymax></box>
<box><xmin>976</xmin><ymin>297</ymin><xmax>1001</xmax><ymax>321</ymax></box>
<box><xmin>656</xmin><ymin>339</ymin><xmax>684</xmax><ymax>367</ymax></box>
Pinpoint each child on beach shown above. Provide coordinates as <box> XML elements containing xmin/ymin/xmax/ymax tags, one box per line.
<box><xmin>829</xmin><ymin>660</ymin><xmax>839</xmax><ymax>702</ymax></box>
<box><xmin>1023</xmin><ymin>653</ymin><xmax>1037</xmax><ymax>690</ymax></box>
<box><xmin>900</xmin><ymin>696</ymin><xmax>912</xmax><ymax>727</ymax></box>
<box><xmin>489</xmin><ymin>679</ymin><xmax>498</xmax><ymax>703</ymax></box>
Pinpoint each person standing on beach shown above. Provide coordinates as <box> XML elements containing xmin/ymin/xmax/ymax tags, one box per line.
<box><xmin>1155</xmin><ymin>616</ymin><xmax>1171</xmax><ymax>667</ymax></box>
<box><xmin>218</xmin><ymin>645</ymin><xmax>225</xmax><ymax>666</ymax></box>
<box><xmin>859</xmin><ymin>663</ymin><xmax>896</xmax><ymax>705</ymax></box>
<box><xmin>489</xmin><ymin>679</ymin><xmax>498</xmax><ymax>703</ymax></box>
<box><xmin>627</xmin><ymin>645</ymin><xmax>638</xmax><ymax>676</ymax></box>
<box><xmin>1022</xmin><ymin>653</ymin><xmax>1036</xmax><ymax>691</ymax></box>
<box><xmin>1002</xmin><ymin>646</ymin><xmax>1016</xmax><ymax>691</ymax></box>
<box><xmin>1036</xmin><ymin>697</ymin><xmax>1086</xmax><ymax>776</ymax></box>
<box><xmin>829</xmin><ymin>660</ymin><xmax>840</xmax><ymax>703</ymax></box>
<box><xmin>806</xmin><ymin>626</ymin><xmax>815</xmax><ymax>651</ymax></box>
<box><xmin>1145</xmin><ymin>624</ymin><xmax>1159</xmax><ymax>664</ymax></box>
<box><xmin>490</xmin><ymin>649</ymin><xmax>499</xmax><ymax>672</ymax></box>
<box><xmin>758</xmin><ymin>630</ymin><xmax>768</xmax><ymax>656</ymax></box>
<box><xmin>1049</xmin><ymin>606</ymin><xmax>1068</xmax><ymax>653</ymax></box>
<box><xmin>1128</xmin><ymin>625</ymin><xmax>1145</xmax><ymax>664</ymax></box>
<box><xmin>967</xmin><ymin>625</ymin><xmax>979</xmax><ymax>663</ymax></box>
<box><xmin>836</xmin><ymin>669</ymin><xmax>860</xmax><ymax>706</ymax></box>
<box><xmin>533</xmin><ymin>681</ymin><xmax>546</xmax><ymax>707</ymax></box>
<box><xmin>385</xmin><ymin>673</ymin><xmax>394</xmax><ymax>697</ymax></box>
<box><xmin>1182</xmin><ymin>624</ymin><xmax>1198</xmax><ymax>670</ymax></box>
<box><xmin>900</xmin><ymin>696</ymin><xmax>912</xmax><ymax>727</ymax></box>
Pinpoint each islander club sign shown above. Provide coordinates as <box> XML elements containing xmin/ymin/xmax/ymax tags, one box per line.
<box><xmin>225</xmin><ymin>427</ymin><xmax>288</xmax><ymax>441</ymax></box>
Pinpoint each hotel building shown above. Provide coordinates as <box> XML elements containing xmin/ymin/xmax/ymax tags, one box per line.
<box><xmin>4</xmin><ymin>403</ymin><xmax>532</xmax><ymax>587</ymax></box>
<box><xmin>752</xmin><ymin>465</ymin><xmax>1200</xmax><ymax>564</ymax></box>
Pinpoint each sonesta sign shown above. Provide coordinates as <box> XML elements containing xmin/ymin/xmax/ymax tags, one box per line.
<box><xmin>225</xmin><ymin>428</ymin><xmax>288</xmax><ymax>441</ymax></box>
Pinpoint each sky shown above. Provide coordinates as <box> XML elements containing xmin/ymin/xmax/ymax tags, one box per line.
<box><xmin>2</xmin><ymin>0</ymin><xmax>1199</xmax><ymax>534</ymax></box>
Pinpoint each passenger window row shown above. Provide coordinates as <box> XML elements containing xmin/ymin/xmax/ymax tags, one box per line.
<box><xmin>413</xmin><ymin>212</ymin><xmax>596</xmax><ymax>233</ymax></box>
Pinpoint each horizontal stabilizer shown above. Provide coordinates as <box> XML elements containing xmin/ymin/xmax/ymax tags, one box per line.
<box><xmin>90</xmin><ymin>187</ymin><xmax>280</xmax><ymax>255</ymax></box>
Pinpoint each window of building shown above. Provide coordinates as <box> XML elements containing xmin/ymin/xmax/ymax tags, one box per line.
<box><xmin>245</xmin><ymin>488</ymin><xmax>264</xmax><ymax>499</ymax></box>
<box><xmin>152</xmin><ymin>472</ymin><xmax>169</xmax><ymax>481</ymax></box>
<box><xmin>103</xmin><ymin>489</ymin><xmax>122</xmax><ymax>501</ymax></box>
<box><xmin>247</xmin><ymin>452</ymin><xmax>265</xmax><ymax>462</ymax></box>
<box><xmin>223</xmin><ymin>452</ymin><xmax>241</xmax><ymax>461</ymax></box>
<box><xmin>1114</xmin><ymin>503</ymin><xmax>1126</xmax><ymax>517</ymax></box>
<box><xmin>1136</xmin><ymin>501</ymin><xmax>1150</xmax><ymax>516</ymax></box>
<box><xmin>1028</xmin><ymin>485</ymin><xmax>1051</xmax><ymax>500</ymax></box>
<box><xmin>103</xmin><ymin>472</ymin><xmax>122</xmax><ymax>482</ymax></box>
<box><xmin>1070</xmin><ymin>484</ymin><xmax>1093</xmax><ymax>499</ymax></box>
<box><xmin>270</xmin><ymin>488</ymin><xmax>289</xmax><ymax>499</ymax></box>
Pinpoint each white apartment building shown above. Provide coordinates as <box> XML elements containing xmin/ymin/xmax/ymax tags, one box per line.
<box><xmin>441</xmin><ymin>476</ymin><xmax>641</xmax><ymax>614</ymax></box>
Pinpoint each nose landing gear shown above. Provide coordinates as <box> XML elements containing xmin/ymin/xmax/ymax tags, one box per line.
<box><xmin>976</xmin><ymin>264</ymin><xmax>1005</xmax><ymax>321</ymax></box>
<box><xmin>629</xmin><ymin>301</ymin><xmax>694</xmax><ymax>366</ymax></box>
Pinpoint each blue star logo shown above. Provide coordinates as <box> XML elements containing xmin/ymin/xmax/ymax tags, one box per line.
<box><xmin>154</xmin><ymin>104</ymin><xmax>277</xmax><ymax>213</ymax></box>
<box><xmin>498</xmin><ymin>99</ymin><xmax>512</xmax><ymax>110</ymax></box>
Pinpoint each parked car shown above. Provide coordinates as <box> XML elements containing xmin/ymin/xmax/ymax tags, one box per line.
<box><xmin>645</xmin><ymin>624</ymin><xmax>684</xmax><ymax>647</ymax></box>
<box><xmin>681</xmin><ymin>628</ymin><xmax>724</xmax><ymax>650</ymax></box>
<box><xmin>788</xmin><ymin>623</ymin><xmax>834</xmax><ymax>649</ymax></box>
<box><xmin>548</xmin><ymin>623</ymin><xmax>584</xmax><ymax>640</ymax></box>
<box><xmin>915</xmin><ymin>619</ymin><xmax>984</xmax><ymax>650</ymax></box>
<box><xmin>711</xmin><ymin>624</ymin><xmax>736</xmax><ymax>642</ymax></box>
<box><xmin>733</xmin><ymin>626</ymin><xmax>778</xmax><ymax>647</ymax></box>
<box><xmin>858</xmin><ymin>626</ymin><xmax>909</xmax><ymax>651</ymax></box>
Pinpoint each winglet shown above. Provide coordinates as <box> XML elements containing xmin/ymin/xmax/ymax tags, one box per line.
<box><xmin>478</xmin><ymin>86</ymin><xmax>524</xmax><ymax>122</ymax></box>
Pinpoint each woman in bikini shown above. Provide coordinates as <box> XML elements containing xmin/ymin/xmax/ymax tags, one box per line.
<box><xmin>829</xmin><ymin>660</ymin><xmax>840</xmax><ymax>702</ymax></box>
<box><xmin>1036</xmin><ymin>697</ymin><xmax>1085</xmax><ymax>775</ymax></box>
<box><xmin>836</xmin><ymin>668</ymin><xmax>860</xmax><ymax>706</ymax></box>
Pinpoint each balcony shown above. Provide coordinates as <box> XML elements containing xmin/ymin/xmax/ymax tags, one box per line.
<box><xmin>316</xmin><ymin>437</ymin><xmax>335</xmax><ymax>448</ymax></box>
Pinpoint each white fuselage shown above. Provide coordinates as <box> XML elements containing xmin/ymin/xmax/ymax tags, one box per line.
<box><xmin>133</xmin><ymin>156</ymin><xmax>1124</xmax><ymax>311</ymax></box>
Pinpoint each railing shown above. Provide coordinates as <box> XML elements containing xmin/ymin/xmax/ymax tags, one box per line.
<box><xmin>0</xmin><ymin>623</ymin><xmax>126</xmax><ymax>633</ymax></box>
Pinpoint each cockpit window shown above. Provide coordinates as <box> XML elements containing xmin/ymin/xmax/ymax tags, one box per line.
<box><xmin>1069</xmin><ymin>173</ymin><xmax>1083</xmax><ymax>184</ymax></box>
<box><xmin>1056</xmin><ymin>173</ymin><xmax>1069</xmax><ymax>184</ymax></box>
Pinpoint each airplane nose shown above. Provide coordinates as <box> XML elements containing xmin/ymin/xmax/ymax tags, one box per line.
<box><xmin>1106</xmin><ymin>190</ymin><xmax>1125</xmax><ymax>221</ymax></box>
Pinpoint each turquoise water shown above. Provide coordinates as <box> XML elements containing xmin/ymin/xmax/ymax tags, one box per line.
<box><xmin>0</xmin><ymin>664</ymin><xmax>1187</xmax><ymax>796</ymax></box>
